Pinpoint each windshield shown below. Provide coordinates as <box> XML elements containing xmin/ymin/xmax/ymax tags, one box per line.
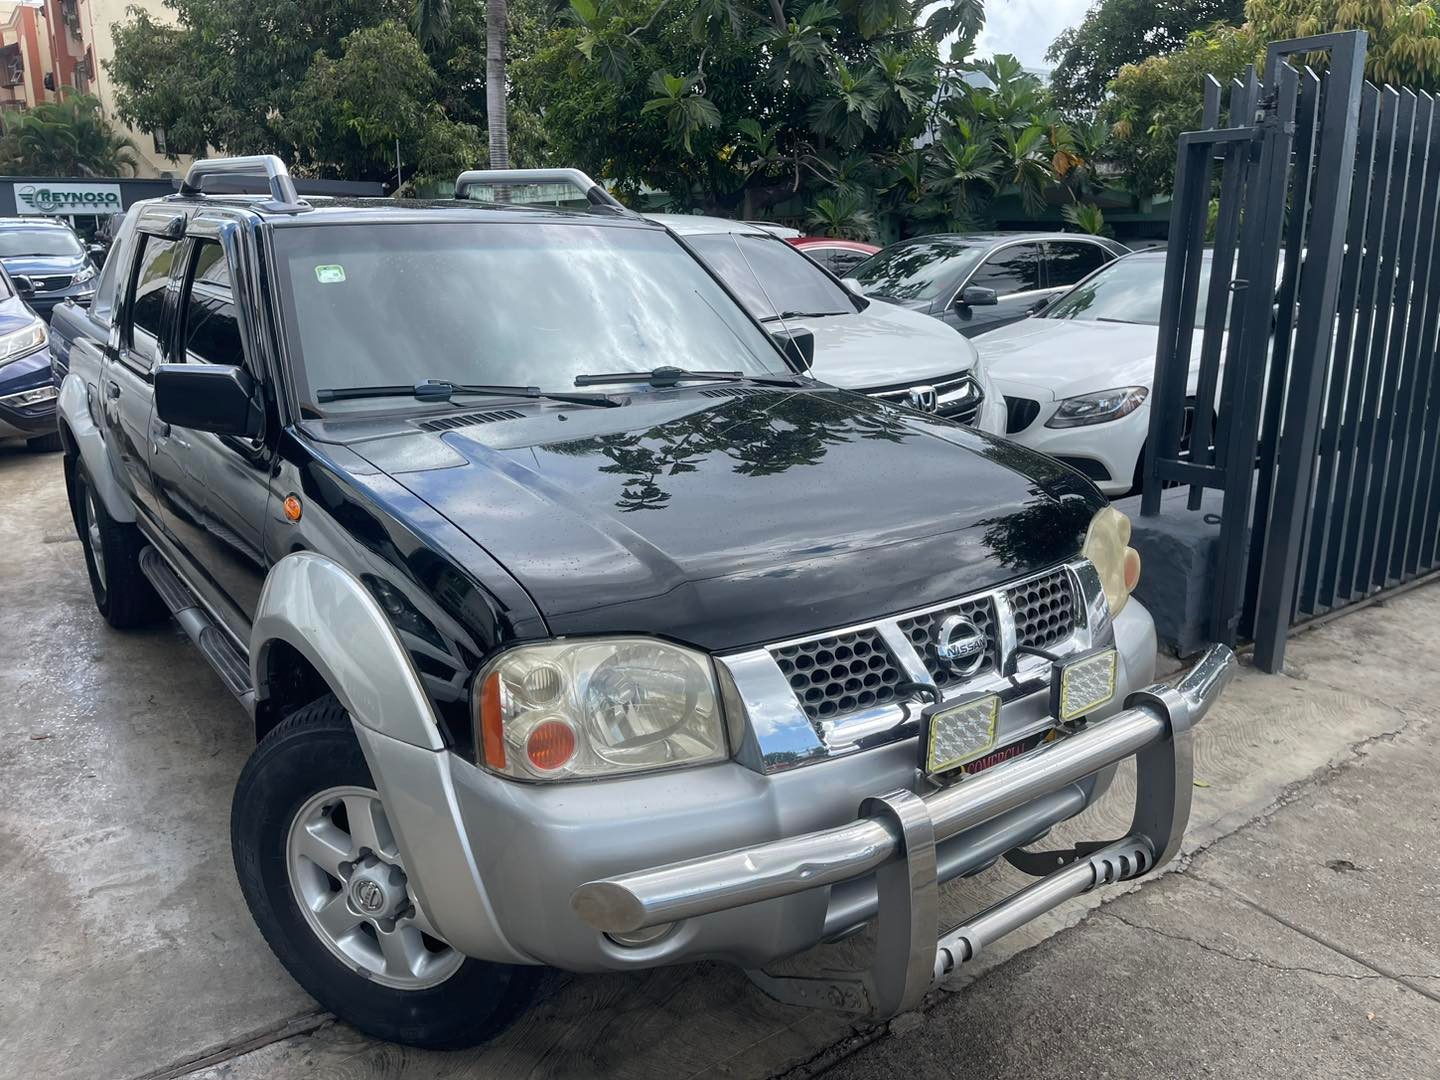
<box><xmin>0</xmin><ymin>227</ymin><xmax>83</xmax><ymax>258</ymax></box>
<box><xmin>686</xmin><ymin>232</ymin><xmax>853</xmax><ymax>320</ymax></box>
<box><xmin>1045</xmin><ymin>255</ymin><xmax>1213</xmax><ymax>328</ymax></box>
<box><xmin>850</xmin><ymin>239</ymin><xmax>983</xmax><ymax>301</ymax></box>
<box><xmin>274</xmin><ymin>222</ymin><xmax>788</xmax><ymax>411</ymax></box>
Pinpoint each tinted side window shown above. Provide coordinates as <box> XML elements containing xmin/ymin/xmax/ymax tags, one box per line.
<box><xmin>1047</xmin><ymin>242</ymin><xmax>1109</xmax><ymax>289</ymax></box>
<box><xmin>969</xmin><ymin>244</ymin><xmax>1042</xmax><ymax>296</ymax></box>
<box><xmin>180</xmin><ymin>239</ymin><xmax>244</xmax><ymax>367</ymax></box>
<box><xmin>127</xmin><ymin>234</ymin><xmax>178</xmax><ymax>367</ymax></box>
<box><xmin>828</xmin><ymin>249</ymin><xmax>871</xmax><ymax>276</ymax></box>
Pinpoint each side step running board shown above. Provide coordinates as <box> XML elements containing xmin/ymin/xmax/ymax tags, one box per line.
<box><xmin>138</xmin><ymin>547</ymin><xmax>255</xmax><ymax>708</ymax></box>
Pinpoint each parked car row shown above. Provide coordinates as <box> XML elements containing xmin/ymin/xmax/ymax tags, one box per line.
<box><xmin>48</xmin><ymin>158</ymin><xmax>1235</xmax><ymax>1050</ymax></box>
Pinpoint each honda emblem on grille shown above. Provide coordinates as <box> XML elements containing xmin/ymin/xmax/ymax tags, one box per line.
<box><xmin>907</xmin><ymin>385</ymin><xmax>939</xmax><ymax>412</ymax></box>
<box><xmin>935</xmin><ymin>614</ymin><xmax>987</xmax><ymax>676</ymax></box>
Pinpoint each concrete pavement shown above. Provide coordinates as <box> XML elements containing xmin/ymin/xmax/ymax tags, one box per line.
<box><xmin>1</xmin><ymin>441</ymin><xmax>1436</xmax><ymax>1079</ymax></box>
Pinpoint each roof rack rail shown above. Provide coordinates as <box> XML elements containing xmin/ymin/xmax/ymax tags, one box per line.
<box><xmin>178</xmin><ymin>155</ymin><xmax>309</xmax><ymax>213</ymax></box>
<box><xmin>453</xmin><ymin>168</ymin><xmax>633</xmax><ymax>214</ymax></box>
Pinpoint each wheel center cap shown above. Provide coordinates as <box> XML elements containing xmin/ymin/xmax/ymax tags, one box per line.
<box><xmin>351</xmin><ymin>879</ymin><xmax>386</xmax><ymax>914</ymax></box>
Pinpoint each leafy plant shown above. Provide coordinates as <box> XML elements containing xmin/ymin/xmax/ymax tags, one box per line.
<box><xmin>1061</xmin><ymin>201</ymin><xmax>1111</xmax><ymax>236</ymax></box>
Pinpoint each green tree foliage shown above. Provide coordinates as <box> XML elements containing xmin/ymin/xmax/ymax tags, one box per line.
<box><xmin>0</xmin><ymin>92</ymin><xmax>139</xmax><ymax>176</ymax></box>
<box><xmin>1101</xmin><ymin>24</ymin><xmax>1256</xmax><ymax>198</ymax></box>
<box><xmin>1046</xmin><ymin>0</ymin><xmax>1245</xmax><ymax>116</ymax></box>
<box><xmin>107</xmin><ymin>0</ymin><xmax>538</xmax><ymax>186</ymax></box>
<box><xmin>1247</xmin><ymin>0</ymin><xmax>1440</xmax><ymax>89</ymax></box>
<box><xmin>520</xmin><ymin>0</ymin><xmax>1100</xmax><ymax>235</ymax></box>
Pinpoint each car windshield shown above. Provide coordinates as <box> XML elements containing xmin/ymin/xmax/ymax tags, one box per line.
<box><xmin>849</xmin><ymin>239</ymin><xmax>984</xmax><ymax>301</ymax></box>
<box><xmin>685</xmin><ymin>232</ymin><xmax>853</xmax><ymax>320</ymax></box>
<box><xmin>1045</xmin><ymin>255</ymin><xmax>1213</xmax><ymax>329</ymax></box>
<box><xmin>273</xmin><ymin>222</ymin><xmax>789</xmax><ymax>412</ymax></box>
<box><xmin>0</xmin><ymin>227</ymin><xmax>83</xmax><ymax>258</ymax></box>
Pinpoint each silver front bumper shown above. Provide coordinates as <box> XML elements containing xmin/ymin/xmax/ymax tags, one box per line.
<box><xmin>571</xmin><ymin>643</ymin><xmax>1237</xmax><ymax>1019</ymax></box>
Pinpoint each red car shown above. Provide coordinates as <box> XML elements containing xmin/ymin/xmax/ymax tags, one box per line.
<box><xmin>784</xmin><ymin>236</ymin><xmax>880</xmax><ymax>278</ymax></box>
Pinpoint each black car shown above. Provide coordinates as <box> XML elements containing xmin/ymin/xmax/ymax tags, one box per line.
<box><xmin>0</xmin><ymin>216</ymin><xmax>104</xmax><ymax>318</ymax></box>
<box><xmin>53</xmin><ymin>159</ymin><xmax>1231</xmax><ymax>1050</ymax></box>
<box><xmin>851</xmin><ymin>232</ymin><xmax>1130</xmax><ymax>337</ymax></box>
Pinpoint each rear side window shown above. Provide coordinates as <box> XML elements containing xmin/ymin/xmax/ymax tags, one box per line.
<box><xmin>969</xmin><ymin>244</ymin><xmax>1042</xmax><ymax>296</ymax></box>
<box><xmin>90</xmin><ymin>231</ymin><xmax>127</xmax><ymax>326</ymax></box>
<box><xmin>179</xmin><ymin>239</ymin><xmax>244</xmax><ymax>367</ymax></box>
<box><xmin>127</xmin><ymin>234</ymin><xmax>178</xmax><ymax>367</ymax></box>
<box><xmin>1047</xmin><ymin>242</ymin><xmax>1109</xmax><ymax>289</ymax></box>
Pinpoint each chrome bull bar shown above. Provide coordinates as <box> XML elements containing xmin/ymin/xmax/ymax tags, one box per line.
<box><xmin>572</xmin><ymin>643</ymin><xmax>1237</xmax><ymax>1019</ymax></box>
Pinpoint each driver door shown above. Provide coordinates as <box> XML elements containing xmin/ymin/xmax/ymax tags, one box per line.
<box><xmin>946</xmin><ymin>242</ymin><xmax>1044</xmax><ymax>337</ymax></box>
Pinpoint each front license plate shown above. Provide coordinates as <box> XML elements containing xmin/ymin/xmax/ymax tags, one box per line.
<box><xmin>959</xmin><ymin>730</ymin><xmax>1055</xmax><ymax>776</ymax></box>
<box><xmin>922</xmin><ymin>693</ymin><xmax>1000</xmax><ymax>776</ymax></box>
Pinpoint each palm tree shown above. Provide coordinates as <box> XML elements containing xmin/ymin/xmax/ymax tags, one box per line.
<box><xmin>412</xmin><ymin>0</ymin><xmax>451</xmax><ymax>50</ymax></box>
<box><xmin>0</xmin><ymin>93</ymin><xmax>138</xmax><ymax>177</ymax></box>
<box><xmin>486</xmin><ymin>0</ymin><xmax>509</xmax><ymax>168</ymax></box>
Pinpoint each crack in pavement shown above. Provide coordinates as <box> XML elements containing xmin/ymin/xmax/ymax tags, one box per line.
<box><xmin>1098</xmin><ymin>909</ymin><xmax>1440</xmax><ymax>984</ymax></box>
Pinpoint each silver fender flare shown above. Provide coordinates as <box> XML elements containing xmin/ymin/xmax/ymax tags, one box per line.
<box><xmin>250</xmin><ymin>551</ymin><xmax>443</xmax><ymax>750</ymax></box>
<box><xmin>250</xmin><ymin>552</ymin><xmax>531</xmax><ymax>964</ymax></box>
<box><xmin>58</xmin><ymin>371</ymin><xmax>136</xmax><ymax>523</ymax></box>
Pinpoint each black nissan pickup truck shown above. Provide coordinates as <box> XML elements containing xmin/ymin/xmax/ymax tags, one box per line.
<box><xmin>53</xmin><ymin>157</ymin><xmax>1234</xmax><ymax>1048</ymax></box>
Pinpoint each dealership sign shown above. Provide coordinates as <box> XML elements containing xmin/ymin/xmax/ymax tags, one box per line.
<box><xmin>13</xmin><ymin>182</ymin><xmax>124</xmax><ymax>215</ymax></box>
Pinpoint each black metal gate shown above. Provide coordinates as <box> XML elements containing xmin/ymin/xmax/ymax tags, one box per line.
<box><xmin>1141</xmin><ymin>30</ymin><xmax>1440</xmax><ymax>671</ymax></box>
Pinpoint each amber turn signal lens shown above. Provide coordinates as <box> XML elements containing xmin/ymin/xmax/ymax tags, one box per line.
<box><xmin>1123</xmin><ymin>546</ymin><xmax>1142</xmax><ymax>592</ymax></box>
<box><xmin>480</xmin><ymin>672</ymin><xmax>506</xmax><ymax>769</ymax></box>
<box><xmin>526</xmin><ymin>719</ymin><xmax>577</xmax><ymax>772</ymax></box>
<box><xmin>283</xmin><ymin>494</ymin><xmax>303</xmax><ymax>522</ymax></box>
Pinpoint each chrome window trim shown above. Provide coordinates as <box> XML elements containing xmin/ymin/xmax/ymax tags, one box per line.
<box><xmin>719</xmin><ymin>558</ymin><xmax>1109</xmax><ymax>773</ymax></box>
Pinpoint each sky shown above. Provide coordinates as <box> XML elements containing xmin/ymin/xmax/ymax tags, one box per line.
<box><xmin>973</xmin><ymin>0</ymin><xmax>1091</xmax><ymax>70</ymax></box>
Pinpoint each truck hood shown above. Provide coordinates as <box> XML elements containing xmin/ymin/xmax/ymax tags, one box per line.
<box><xmin>977</xmin><ymin>318</ymin><xmax>1207</xmax><ymax>399</ymax></box>
<box><xmin>353</xmin><ymin>389</ymin><xmax>1101</xmax><ymax>651</ymax></box>
<box><xmin>788</xmin><ymin>303</ymin><xmax>978</xmax><ymax>390</ymax></box>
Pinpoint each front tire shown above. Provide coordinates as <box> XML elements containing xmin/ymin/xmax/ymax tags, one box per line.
<box><xmin>231</xmin><ymin>696</ymin><xmax>540</xmax><ymax>1049</ymax></box>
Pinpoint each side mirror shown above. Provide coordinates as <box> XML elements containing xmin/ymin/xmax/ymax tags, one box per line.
<box><xmin>958</xmin><ymin>285</ymin><xmax>998</xmax><ymax>307</ymax></box>
<box><xmin>154</xmin><ymin>363</ymin><xmax>262</xmax><ymax>437</ymax></box>
<box><xmin>771</xmin><ymin>326</ymin><xmax>815</xmax><ymax>372</ymax></box>
<box><xmin>87</xmin><ymin>242</ymin><xmax>107</xmax><ymax>261</ymax></box>
<box><xmin>12</xmin><ymin>274</ymin><xmax>34</xmax><ymax>298</ymax></box>
<box><xmin>1028</xmin><ymin>295</ymin><xmax>1052</xmax><ymax>315</ymax></box>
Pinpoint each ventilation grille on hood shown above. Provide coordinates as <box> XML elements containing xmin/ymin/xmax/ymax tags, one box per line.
<box><xmin>417</xmin><ymin>409</ymin><xmax>527</xmax><ymax>432</ymax></box>
<box><xmin>700</xmin><ymin>386</ymin><xmax>771</xmax><ymax>399</ymax></box>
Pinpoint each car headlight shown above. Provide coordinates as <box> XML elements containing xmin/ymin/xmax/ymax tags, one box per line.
<box><xmin>74</xmin><ymin>264</ymin><xmax>97</xmax><ymax>285</ymax></box>
<box><xmin>1082</xmin><ymin>506</ymin><xmax>1142</xmax><ymax>615</ymax></box>
<box><xmin>0</xmin><ymin>319</ymin><xmax>47</xmax><ymax>366</ymax></box>
<box><xmin>475</xmin><ymin>637</ymin><xmax>727</xmax><ymax>780</ymax></box>
<box><xmin>1045</xmin><ymin>386</ymin><xmax>1148</xmax><ymax>428</ymax></box>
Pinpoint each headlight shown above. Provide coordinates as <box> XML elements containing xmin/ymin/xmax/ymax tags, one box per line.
<box><xmin>74</xmin><ymin>264</ymin><xmax>97</xmax><ymax>285</ymax></box>
<box><xmin>1082</xmin><ymin>506</ymin><xmax>1142</xmax><ymax>615</ymax></box>
<box><xmin>1045</xmin><ymin>386</ymin><xmax>1148</xmax><ymax>428</ymax></box>
<box><xmin>0</xmin><ymin>319</ymin><xmax>47</xmax><ymax>366</ymax></box>
<box><xmin>475</xmin><ymin>638</ymin><xmax>727</xmax><ymax>780</ymax></box>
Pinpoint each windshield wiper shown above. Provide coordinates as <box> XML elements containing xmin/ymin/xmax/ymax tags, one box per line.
<box><xmin>315</xmin><ymin>380</ymin><xmax>622</xmax><ymax>407</ymax></box>
<box><xmin>574</xmin><ymin>366</ymin><xmax>801</xmax><ymax>388</ymax></box>
<box><xmin>760</xmin><ymin>309</ymin><xmax>849</xmax><ymax>322</ymax></box>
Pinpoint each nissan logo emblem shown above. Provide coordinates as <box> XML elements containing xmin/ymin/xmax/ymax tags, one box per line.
<box><xmin>935</xmin><ymin>614</ymin><xmax>987</xmax><ymax>676</ymax></box>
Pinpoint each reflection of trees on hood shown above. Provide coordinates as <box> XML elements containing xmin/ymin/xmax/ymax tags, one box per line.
<box><xmin>548</xmin><ymin>392</ymin><xmax>913</xmax><ymax>511</ymax></box>
<box><xmin>977</xmin><ymin>494</ymin><xmax>1095</xmax><ymax>571</ymax></box>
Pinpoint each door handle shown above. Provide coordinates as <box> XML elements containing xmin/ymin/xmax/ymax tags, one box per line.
<box><xmin>105</xmin><ymin>380</ymin><xmax>121</xmax><ymax>400</ymax></box>
<box><xmin>156</xmin><ymin>422</ymin><xmax>171</xmax><ymax>438</ymax></box>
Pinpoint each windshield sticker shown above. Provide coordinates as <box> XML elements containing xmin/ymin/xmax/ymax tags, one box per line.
<box><xmin>314</xmin><ymin>264</ymin><xmax>346</xmax><ymax>284</ymax></box>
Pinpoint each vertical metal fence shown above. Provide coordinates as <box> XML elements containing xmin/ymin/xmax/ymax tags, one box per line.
<box><xmin>1142</xmin><ymin>30</ymin><xmax>1440</xmax><ymax>671</ymax></box>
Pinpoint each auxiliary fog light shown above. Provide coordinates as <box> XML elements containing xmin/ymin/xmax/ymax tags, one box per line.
<box><xmin>921</xmin><ymin>693</ymin><xmax>1000</xmax><ymax>777</ymax></box>
<box><xmin>1051</xmin><ymin>647</ymin><xmax>1118</xmax><ymax>722</ymax></box>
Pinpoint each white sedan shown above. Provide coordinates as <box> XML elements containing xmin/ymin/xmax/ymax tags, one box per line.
<box><xmin>977</xmin><ymin>250</ymin><xmax>1213</xmax><ymax>495</ymax></box>
<box><xmin>648</xmin><ymin>214</ymin><xmax>1005</xmax><ymax>433</ymax></box>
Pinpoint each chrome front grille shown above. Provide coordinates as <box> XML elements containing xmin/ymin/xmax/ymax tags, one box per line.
<box><xmin>1008</xmin><ymin>567</ymin><xmax>1075</xmax><ymax>650</ymax></box>
<box><xmin>761</xmin><ymin>563</ymin><xmax>1082</xmax><ymax>726</ymax></box>
<box><xmin>870</xmin><ymin>373</ymin><xmax>983</xmax><ymax>424</ymax></box>
<box><xmin>729</xmin><ymin>560</ymin><xmax>1106</xmax><ymax>773</ymax></box>
<box><xmin>772</xmin><ymin>628</ymin><xmax>905</xmax><ymax>722</ymax></box>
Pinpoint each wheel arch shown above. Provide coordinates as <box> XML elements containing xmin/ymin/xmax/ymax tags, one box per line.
<box><xmin>57</xmin><ymin>371</ymin><xmax>135</xmax><ymax>523</ymax></box>
<box><xmin>250</xmin><ymin>552</ymin><xmax>445</xmax><ymax>751</ymax></box>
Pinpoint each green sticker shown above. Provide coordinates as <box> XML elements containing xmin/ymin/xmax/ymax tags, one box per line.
<box><xmin>314</xmin><ymin>264</ymin><xmax>346</xmax><ymax>283</ymax></box>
